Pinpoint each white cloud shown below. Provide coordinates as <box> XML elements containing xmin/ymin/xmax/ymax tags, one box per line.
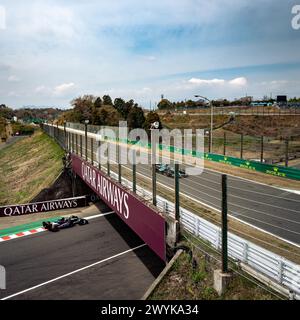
<box><xmin>35</xmin><ymin>85</ymin><xmax>50</xmax><ymax>94</ymax></box>
<box><xmin>270</xmin><ymin>80</ymin><xmax>289</xmax><ymax>85</ymax></box>
<box><xmin>188</xmin><ymin>77</ymin><xmax>247</xmax><ymax>87</ymax></box>
<box><xmin>14</xmin><ymin>4</ymin><xmax>77</xmax><ymax>41</ymax></box>
<box><xmin>144</xmin><ymin>56</ymin><xmax>156</xmax><ymax>61</ymax></box>
<box><xmin>53</xmin><ymin>82</ymin><xmax>76</xmax><ymax>96</ymax></box>
<box><xmin>35</xmin><ymin>83</ymin><xmax>76</xmax><ymax>97</ymax></box>
<box><xmin>0</xmin><ymin>5</ymin><xmax>6</xmax><ymax>30</ymax></box>
<box><xmin>8</xmin><ymin>75</ymin><xmax>20</xmax><ymax>82</ymax></box>
<box><xmin>8</xmin><ymin>91</ymin><xmax>19</xmax><ymax>97</ymax></box>
<box><xmin>1</xmin><ymin>1</ymin><xmax>298</xmax><ymax>108</ymax></box>
<box><xmin>228</xmin><ymin>77</ymin><xmax>247</xmax><ymax>86</ymax></box>
<box><xmin>188</xmin><ymin>78</ymin><xmax>225</xmax><ymax>85</ymax></box>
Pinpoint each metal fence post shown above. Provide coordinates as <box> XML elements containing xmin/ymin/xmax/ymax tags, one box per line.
<box><xmin>175</xmin><ymin>163</ymin><xmax>180</xmax><ymax>222</ymax></box>
<box><xmin>69</xmin><ymin>132</ymin><xmax>72</xmax><ymax>152</ymax></box>
<box><xmin>68</xmin><ymin>132</ymin><xmax>71</xmax><ymax>152</ymax></box>
<box><xmin>151</xmin><ymin>128</ymin><xmax>157</xmax><ymax>206</ymax></box>
<box><xmin>71</xmin><ymin>133</ymin><xmax>74</xmax><ymax>153</ymax></box>
<box><xmin>64</xmin><ymin>122</ymin><xmax>67</xmax><ymax>150</ymax></box>
<box><xmin>75</xmin><ymin>134</ymin><xmax>78</xmax><ymax>155</ymax></box>
<box><xmin>223</xmin><ymin>132</ymin><xmax>226</xmax><ymax>156</ymax></box>
<box><xmin>56</xmin><ymin>123</ymin><xmax>59</xmax><ymax>143</ymax></box>
<box><xmin>68</xmin><ymin>132</ymin><xmax>71</xmax><ymax>151</ymax></box>
<box><xmin>208</xmin><ymin>130</ymin><xmax>211</xmax><ymax>153</ymax></box>
<box><xmin>91</xmin><ymin>137</ymin><xmax>94</xmax><ymax>165</ymax></box>
<box><xmin>240</xmin><ymin>133</ymin><xmax>244</xmax><ymax>159</ymax></box>
<box><xmin>132</xmin><ymin>150</ymin><xmax>136</xmax><ymax>193</ymax></box>
<box><xmin>118</xmin><ymin>143</ymin><xmax>122</xmax><ymax>184</ymax></box>
<box><xmin>85</xmin><ymin>122</ymin><xmax>88</xmax><ymax>161</ymax></box>
<box><xmin>285</xmin><ymin>139</ymin><xmax>289</xmax><ymax>167</ymax></box>
<box><xmin>152</xmin><ymin>164</ymin><xmax>157</xmax><ymax>206</ymax></box>
<box><xmin>222</xmin><ymin>174</ymin><xmax>228</xmax><ymax>273</ymax></box>
<box><xmin>107</xmin><ymin>142</ymin><xmax>110</xmax><ymax>176</ymax></box>
<box><xmin>260</xmin><ymin>136</ymin><xmax>264</xmax><ymax>163</ymax></box>
<box><xmin>80</xmin><ymin>135</ymin><xmax>83</xmax><ymax>157</ymax></box>
<box><xmin>98</xmin><ymin>140</ymin><xmax>101</xmax><ymax>170</ymax></box>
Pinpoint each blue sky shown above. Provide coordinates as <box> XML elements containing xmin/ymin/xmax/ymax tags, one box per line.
<box><xmin>0</xmin><ymin>0</ymin><xmax>300</xmax><ymax>108</ymax></box>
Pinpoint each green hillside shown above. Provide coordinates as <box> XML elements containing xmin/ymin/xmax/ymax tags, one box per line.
<box><xmin>0</xmin><ymin>130</ymin><xmax>64</xmax><ymax>205</ymax></box>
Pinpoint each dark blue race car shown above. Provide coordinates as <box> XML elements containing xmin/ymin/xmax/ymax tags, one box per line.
<box><xmin>42</xmin><ymin>216</ymin><xmax>89</xmax><ymax>232</ymax></box>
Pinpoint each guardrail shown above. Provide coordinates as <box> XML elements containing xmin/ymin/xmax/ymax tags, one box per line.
<box><xmin>110</xmin><ymin>167</ymin><xmax>300</xmax><ymax>299</ymax></box>
<box><xmin>43</xmin><ymin>123</ymin><xmax>300</xmax><ymax>298</ymax></box>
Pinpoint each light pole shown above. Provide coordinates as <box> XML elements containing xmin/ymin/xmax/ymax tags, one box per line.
<box><xmin>63</xmin><ymin>120</ymin><xmax>67</xmax><ymax>150</ymax></box>
<box><xmin>195</xmin><ymin>95</ymin><xmax>213</xmax><ymax>153</ymax></box>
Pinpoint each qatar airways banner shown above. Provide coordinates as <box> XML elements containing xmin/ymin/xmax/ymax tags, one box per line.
<box><xmin>71</xmin><ymin>154</ymin><xmax>166</xmax><ymax>261</ymax></box>
<box><xmin>0</xmin><ymin>196</ymin><xmax>88</xmax><ymax>217</ymax></box>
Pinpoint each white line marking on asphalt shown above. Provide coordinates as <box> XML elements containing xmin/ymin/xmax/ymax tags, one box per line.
<box><xmin>108</xmin><ymin>164</ymin><xmax>300</xmax><ymax>248</ymax></box>
<box><xmin>85</xmin><ymin>211</ymin><xmax>114</xmax><ymax>220</ymax></box>
<box><xmin>60</xmin><ymin>124</ymin><xmax>300</xmax><ymax>195</ymax></box>
<box><xmin>1</xmin><ymin>243</ymin><xmax>146</xmax><ymax>300</ymax></box>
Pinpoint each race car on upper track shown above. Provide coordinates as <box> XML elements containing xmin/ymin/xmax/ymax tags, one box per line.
<box><xmin>155</xmin><ymin>164</ymin><xmax>188</xmax><ymax>178</ymax></box>
<box><xmin>42</xmin><ymin>216</ymin><xmax>89</xmax><ymax>232</ymax></box>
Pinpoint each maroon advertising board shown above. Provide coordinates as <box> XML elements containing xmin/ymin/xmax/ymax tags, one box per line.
<box><xmin>0</xmin><ymin>197</ymin><xmax>88</xmax><ymax>217</ymax></box>
<box><xmin>71</xmin><ymin>154</ymin><xmax>166</xmax><ymax>261</ymax></box>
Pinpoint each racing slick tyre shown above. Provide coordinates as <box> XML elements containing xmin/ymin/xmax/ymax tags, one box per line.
<box><xmin>78</xmin><ymin>219</ymin><xmax>89</xmax><ymax>226</ymax></box>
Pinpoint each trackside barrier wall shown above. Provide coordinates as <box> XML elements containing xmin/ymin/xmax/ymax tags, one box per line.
<box><xmin>71</xmin><ymin>154</ymin><xmax>166</xmax><ymax>262</ymax></box>
<box><xmin>0</xmin><ymin>196</ymin><xmax>89</xmax><ymax>217</ymax></box>
<box><xmin>43</xmin><ymin>123</ymin><xmax>300</xmax><ymax>297</ymax></box>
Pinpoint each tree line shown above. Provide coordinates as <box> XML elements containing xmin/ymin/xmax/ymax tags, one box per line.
<box><xmin>0</xmin><ymin>104</ymin><xmax>63</xmax><ymax>122</ymax></box>
<box><xmin>157</xmin><ymin>97</ymin><xmax>300</xmax><ymax>110</ymax></box>
<box><xmin>59</xmin><ymin>95</ymin><xmax>161</xmax><ymax>131</ymax></box>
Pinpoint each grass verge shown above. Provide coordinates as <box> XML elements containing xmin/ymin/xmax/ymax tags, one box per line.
<box><xmin>149</xmin><ymin>236</ymin><xmax>282</xmax><ymax>300</ymax></box>
<box><xmin>0</xmin><ymin>130</ymin><xmax>64</xmax><ymax>206</ymax></box>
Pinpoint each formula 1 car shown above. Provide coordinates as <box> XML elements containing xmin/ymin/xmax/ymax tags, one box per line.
<box><xmin>155</xmin><ymin>164</ymin><xmax>188</xmax><ymax>178</ymax></box>
<box><xmin>155</xmin><ymin>164</ymin><xmax>169</xmax><ymax>174</ymax></box>
<box><xmin>42</xmin><ymin>216</ymin><xmax>89</xmax><ymax>232</ymax></box>
<box><xmin>164</xmin><ymin>166</ymin><xmax>188</xmax><ymax>178</ymax></box>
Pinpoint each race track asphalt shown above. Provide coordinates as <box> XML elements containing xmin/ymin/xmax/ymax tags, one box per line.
<box><xmin>0</xmin><ymin>213</ymin><xmax>165</xmax><ymax>300</ymax></box>
<box><xmin>54</xmin><ymin>129</ymin><xmax>300</xmax><ymax>245</ymax></box>
<box><xmin>132</xmin><ymin>164</ymin><xmax>300</xmax><ymax>245</ymax></box>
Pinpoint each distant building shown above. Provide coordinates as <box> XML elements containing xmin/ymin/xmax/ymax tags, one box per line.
<box><xmin>250</xmin><ymin>101</ymin><xmax>273</xmax><ymax>107</ymax></box>
<box><xmin>276</xmin><ymin>95</ymin><xmax>287</xmax><ymax>103</ymax></box>
<box><xmin>195</xmin><ymin>99</ymin><xmax>207</xmax><ymax>107</ymax></box>
<box><xmin>239</xmin><ymin>96</ymin><xmax>253</xmax><ymax>104</ymax></box>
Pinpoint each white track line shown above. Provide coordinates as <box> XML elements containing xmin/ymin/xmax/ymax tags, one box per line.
<box><xmin>64</xmin><ymin>133</ymin><xmax>300</xmax><ymax>246</ymax></box>
<box><xmin>186</xmin><ymin>172</ymin><xmax>300</xmax><ymax>205</ymax></box>
<box><xmin>120</xmin><ymin>164</ymin><xmax>300</xmax><ymax>224</ymax></box>
<box><xmin>97</xmin><ymin>158</ymin><xmax>300</xmax><ymax>230</ymax></box>
<box><xmin>110</xmin><ymin>164</ymin><xmax>300</xmax><ymax>248</ymax></box>
<box><xmin>58</xmin><ymin>123</ymin><xmax>300</xmax><ymax>195</ymax></box>
<box><xmin>85</xmin><ymin>211</ymin><xmax>114</xmax><ymax>220</ymax></box>
<box><xmin>85</xmin><ymin>141</ymin><xmax>300</xmax><ymax>201</ymax></box>
<box><xmin>1</xmin><ymin>244</ymin><xmax>146</xmax><ymax>300</ymax></box>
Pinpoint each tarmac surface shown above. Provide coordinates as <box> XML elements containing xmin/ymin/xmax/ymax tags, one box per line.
<box><xmin>0</xmin><ymin>210</ymin><xmax>165</xmax><ymax>300</ymax></box>
<box><xmin>75</xmin><ymin>134</ymin><xmax>300</xmax><ymax>245</ymax></box>
<box><xmin>48</xmin><ymin>127</ymin><xmax>300</xmax><ymax>245</ymax></box>
<box><xmin>0</xmin><ymin>136</ymin><xmax>25</xmax><ymax>151</ymax></box>
<box><xmin>132</xmin><ymin>163</ymin><xmax>300</xmax><ymax>245</ymax></box>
